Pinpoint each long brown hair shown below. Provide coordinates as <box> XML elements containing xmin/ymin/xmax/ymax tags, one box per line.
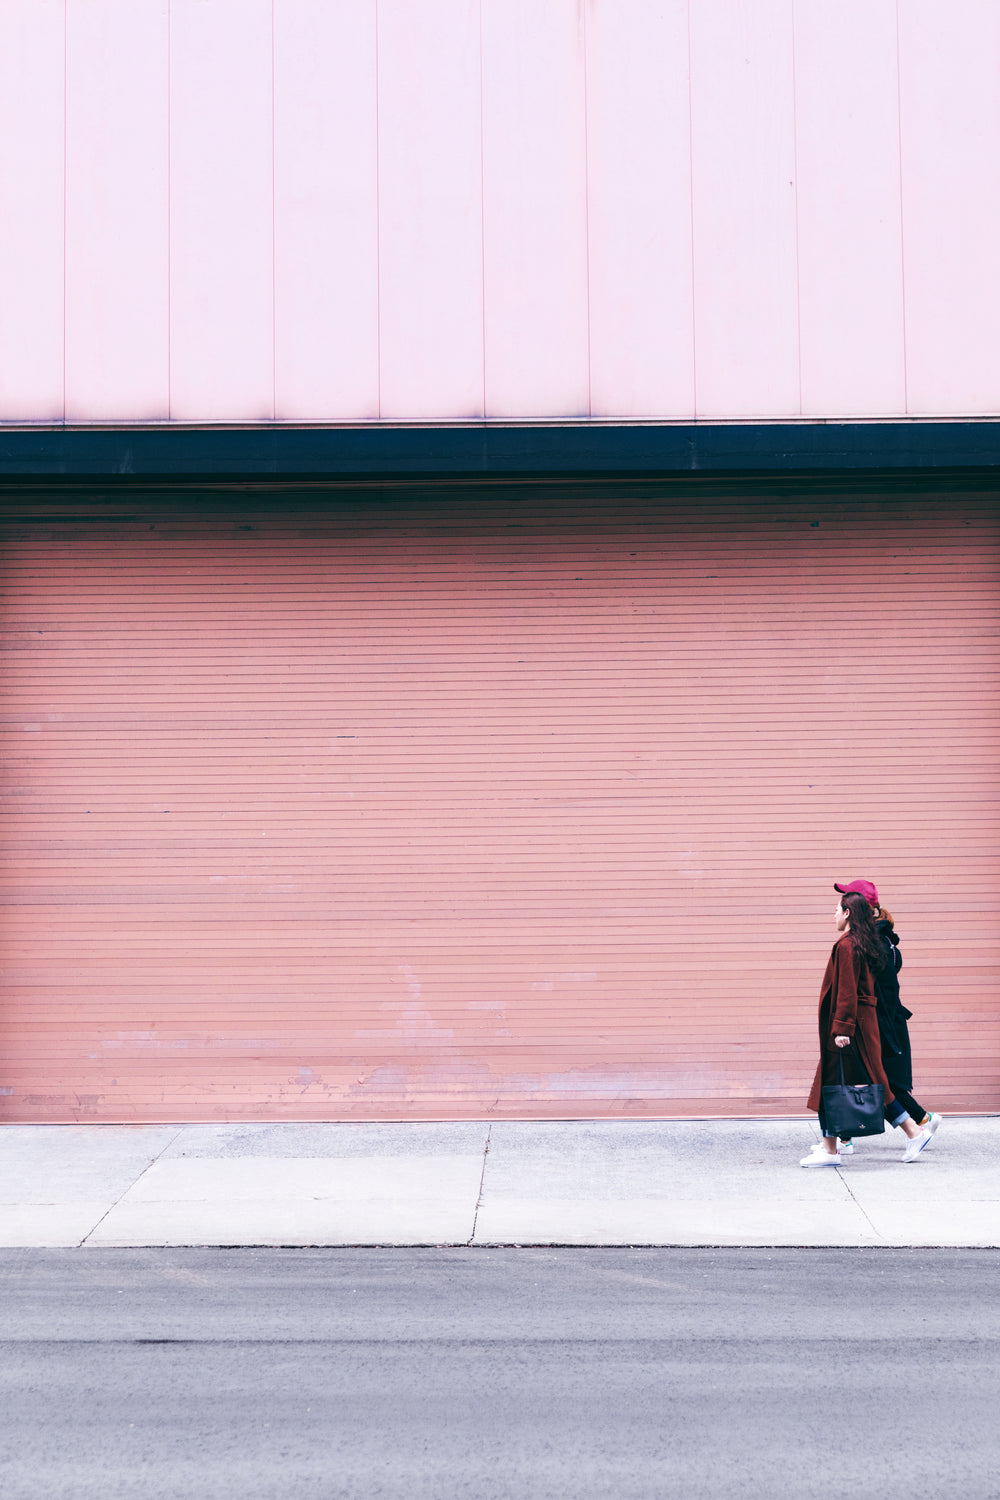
<box><xmin>840</xmin><ymin>891</ymin><xmax>888</xmax><ymax>973</ymax></box>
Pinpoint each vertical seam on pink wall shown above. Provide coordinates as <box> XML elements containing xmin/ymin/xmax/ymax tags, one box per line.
<box><xmin>790</xmin><ymin>1</ymin><xmax>803</xmax><ymax>416</ymax></box>
<box><xmin>62</xmin><ymin>0</ymin><xmax>67</xmax><ymax>423</ymax></box>
<box><xmin>478</xmin><ymin>0</ymin><xmax>487</xmax><ymax>419</ymax></box>
<box><xmin>270</xmin><ymin>0</ymin><xmax>276</xmax><ymax>421</ymax></box>
<box><xmin>894</xmin><ymin>0</ymin><xmax>909</xmax><ymax>415</ymax></box>
<box><xmin>374</xmin><ymin>0</ymin><xmax>382</xmax><ymax>421</ymax></box>
<box><xmin>581</xmin><ymin>0</ymin><xmax>592</xmax><ymax>418</ymax></box>
<box><xmin>167</xmin><ymin>0</ymin><xmax>172</xmax><ymax>420</ymax></box>
<box><xmin>685</xmin><ymin>0</ymin><xmax>698</xmax><ymax>418</ymax></box>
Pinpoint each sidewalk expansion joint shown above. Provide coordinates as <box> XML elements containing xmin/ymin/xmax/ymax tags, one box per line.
<box><xmin>76</xmin><ymin>1126</ymin><xmax>186</xmax><ymax>1248</ymax></box>
<box><xmin>467</xmin><ymin>1123</ymin><xmax>492</xmax><ymax>1245</ymax></box>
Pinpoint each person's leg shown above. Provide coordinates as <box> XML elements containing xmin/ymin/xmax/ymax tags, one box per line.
<box><xmin>890</xmin><ymin>1084</ymin><xmax>929</xmax><ymax>1125</ymax></box>
<box><xmin>895</xmin><ymin>1086</ymin><xmax>944</xmax><ymax>1139</ymax></box>
<box><xmin>879</xmin><ymin>1088</ymin><xmax>919</xmax><ymax>1138</ymax></box>
<box><xmin>887</xmin><ymin>1102</ymin><xmax>920</xmax><ymax>1135</ymax></box>
<box><xmin>816</xmin><ymin>1102</ymin><xmax>839</xmax><ymax>1154</ymax></box>
<box><xmin>801</xmin><ymin>1105</ymin><xmax>841</xmax><ymax>1162</ymax></box>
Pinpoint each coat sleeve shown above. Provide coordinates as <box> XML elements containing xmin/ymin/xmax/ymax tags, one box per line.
<box><xmin>831</xmin><ymin>943</ymin><xmax>859</xmax><ymax>1038</ymax></box>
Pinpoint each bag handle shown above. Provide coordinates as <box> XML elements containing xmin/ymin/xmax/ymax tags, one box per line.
<box><xmin>837</xmin><ymin>1042</ymin><xmax>872</xmax><ymax>1087</ymax></box>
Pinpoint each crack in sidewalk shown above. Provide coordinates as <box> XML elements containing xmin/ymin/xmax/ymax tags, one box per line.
<box><xmin>467</xmin><ymin>1123</ymin><xmax>492</xmax><ymax>1245</ymax></box>
<box><xmin>77</xmin><ymin>1127</ymin><xmax>187</xmax><ymax>1248</ymax></box>
<box><xmin>835</xmin><ymin>1165</ymin><xmax>884</xmax><ymax>1241</ymax></box>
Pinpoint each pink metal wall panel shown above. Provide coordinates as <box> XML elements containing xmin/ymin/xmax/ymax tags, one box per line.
<box><xmin>3</xmin><ymin>2</ymin><xmax>1000</xmax><ymax>422</ymax></box>
<box><xmin>273</xmin><ymin>0</ymin><xmax>378</xmax><ymax>421</ymax></box>
<box><xmin>585</xmin><ymin>0</ymin><xmax>695</xmax><ymax>418</ymax></box>
<box><xmin>377</xmin><ymin>0</ymin><xmax>484</xmax><ymax>420</ymax></box>
<box><xmin>65</xmin><ymin>0</ymin><xmax>169</xmax><ymax>421</ymax></box>
<box><xmin>481</xmin><ymin>0</ymin><xmax>590</xmax><ymax>417</ymax></box>
<box><xmin>688</xmin><ymin>0</ymin><xmax>800</xmax><ymax>417</ymax></box>
<box><xmin>898</xmin><ymin>1</ymin><xmax>1000</xmax><ymax>415</ymax></box>
<box><xmin>0</xmin><ymin>0</ymin><xmax>64</xmax><ymax>421</ymax></box>
<box><xmin>794</xmin><ymin>0</ymin><xmax>906</xmax><ymax>417</ymax></box>
<box><xmin>168</xmin><ymin>0</ymin><xmax>274</xmax><ymax>421</ymax></box>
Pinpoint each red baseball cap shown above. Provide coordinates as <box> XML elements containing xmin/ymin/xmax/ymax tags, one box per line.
<box><xmin>834</xmin><ymin>879</ymin><xmax>879</xmax><ymax>906</ymax></box>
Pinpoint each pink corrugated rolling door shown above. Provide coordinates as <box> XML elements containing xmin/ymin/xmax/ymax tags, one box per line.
<box><xmin>1</xmin><ymin>482</ymin><xmax>997</xmax><ymax>1122</ymax></box>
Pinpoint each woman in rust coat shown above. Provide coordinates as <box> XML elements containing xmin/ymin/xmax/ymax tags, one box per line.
<box><xmin>802</xmin><ymin>886</ymin><xmax>934</xmax><ymax>1166</ymax></box>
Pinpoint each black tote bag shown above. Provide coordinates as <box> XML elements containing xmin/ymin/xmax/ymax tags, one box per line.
<box><xmin>821</xmin><ymin>1046</ymin><xmax>885</xmax><ymax>1138</ymax></box>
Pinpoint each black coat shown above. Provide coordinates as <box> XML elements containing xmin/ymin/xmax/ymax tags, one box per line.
<box><xmin>873</xmin><ymin>920</ymin><xmax>913</xmax><ymax>1092</ymax></box>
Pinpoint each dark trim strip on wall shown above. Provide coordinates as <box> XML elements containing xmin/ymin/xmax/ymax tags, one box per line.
<box><xmin>2</xmin><ymin>421</ymin><xmax>1000</xmax><ymax>479</ymax></box>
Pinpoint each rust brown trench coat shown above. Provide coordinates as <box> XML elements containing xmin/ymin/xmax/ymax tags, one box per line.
<box><xmin>807</xmin><ymin>933</ymin><xmax>897</xmax><ymax>1114</ymax></box>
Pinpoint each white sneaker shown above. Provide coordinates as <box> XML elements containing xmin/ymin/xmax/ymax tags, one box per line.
<box><xmin>924</xmin><ymin>1112</ymin><xmax>943</xmax><ymax>1140</ymax></box>
<box><xmin>902</xmin><ymin>1128</ymin><xmax>933</xmax><ymax>1163</ymax></box>
<box><xmin>807</xmin><ymin>1138</ymin><xmax>851</xmax><ymax>1156</ymax></box>
<box><xmin>801</xmin><ymin>1148</ymin><xmax>841</xmax><ymax>1167</ymax></box>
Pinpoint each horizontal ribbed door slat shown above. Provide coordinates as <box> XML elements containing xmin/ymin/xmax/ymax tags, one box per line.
<box><xmin>1</xmin><ymin>484</ymin><xmax>998</xmax><ymax>1120</ymax></box>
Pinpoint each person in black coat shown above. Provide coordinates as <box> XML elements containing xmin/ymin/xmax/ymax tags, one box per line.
<box><xmin>839</xmin><ymin>903</ymin><xmax>943</xmax><ymax>1154</ymax></box>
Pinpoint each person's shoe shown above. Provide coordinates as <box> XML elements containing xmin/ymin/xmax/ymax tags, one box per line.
<box><xmin>923</xmin><ymin>1112</ymin><xmax>943</xmax><ymax>1141</ymax></box>
<box><xmin>902</xmin><ymin>1128</ymin><xmax>933</xmax><ymax>1163</ymax></box>
<box><xmin>838</xmin><ymin>1141</ymin><xmax>855</xmax><ymax>1155</ymax></box>
<box><xmin>801</xmin><ymin>1148</ymin><xmax>841</xmax><ymax>1166</ymax></box>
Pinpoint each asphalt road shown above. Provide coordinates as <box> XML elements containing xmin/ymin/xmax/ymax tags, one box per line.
<box><xmin>2</xmin><ymin>1248</ymin><xmax>998</xmax><ymax>1500</ymax></box>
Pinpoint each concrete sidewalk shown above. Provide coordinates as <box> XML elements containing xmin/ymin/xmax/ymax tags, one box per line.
<box><xmin>1</xmin><ymin>1117</ymin><xmax>997</xmax><ymax>1249</ymax></box>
